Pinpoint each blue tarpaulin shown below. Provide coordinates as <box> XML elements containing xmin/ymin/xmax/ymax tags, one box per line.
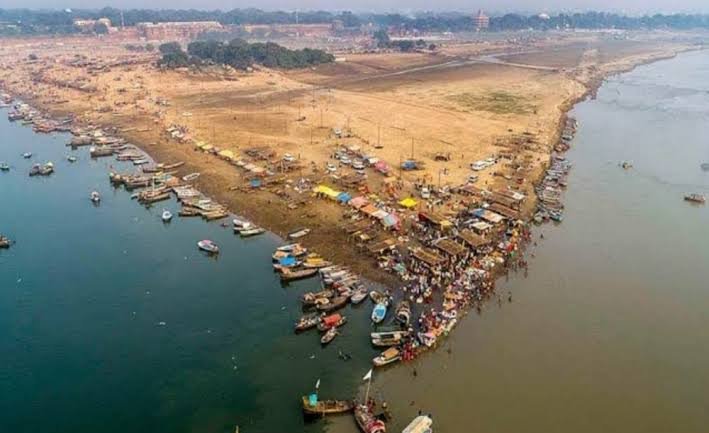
<box><xmin>308</xmin><ymin>394</ymin><xmax>318</xmax><ymax>406</ymax></box>
<box><xmin>337</xmin><ymin>192</ymin><xmax>352</xmax><ymax>203</ymax></box>
<box><xmin>250</xmin><ymin>179</ymin><xmax>262</xmax><ymax>188</ymax></box>
<box><xmin>279</xmin><ymin>256</ymin><xmax>297</xmax><ymax>267</ymax></box>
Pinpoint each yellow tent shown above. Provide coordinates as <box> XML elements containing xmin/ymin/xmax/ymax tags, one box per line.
<box><xmin>314</xmin><ymin>185</ymin><xmax>340</xmax><ymax>199</ymax></box>
<box><xmin>399</xmin><ymin>197</ymin><xmax>418</xmax><ymax>208</ymax></box>
<box><xmin>217</xmin><ymin>149</ymin><xmax>235</xmax><ymax>160</ymax></box>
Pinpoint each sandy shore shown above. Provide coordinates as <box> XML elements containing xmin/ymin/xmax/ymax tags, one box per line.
<box><xmin>0</xmin><ymin>31</ymin><xmax>700</xmax><ymax>287</ymax></box>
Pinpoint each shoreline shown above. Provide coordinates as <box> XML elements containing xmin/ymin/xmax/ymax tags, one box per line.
<box><xmin>0</xmin><ymin>41</ymin><xmax>698</xmax><ymax>382</ymax></box>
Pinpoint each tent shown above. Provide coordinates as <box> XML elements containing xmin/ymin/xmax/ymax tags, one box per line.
<box><xmin>382</xmin><ymin>212</ymin><xmax>400</xmax><ymax>229</ymax></box>
<box><xmin>399</xmin><ymin>197</ymin><xmax>418</xmax><ymax>208</ymax></box>
<box><xmin>349</xmin><ymin>196</ymin><xmax>369</xmax><ymax>209</ymax></box>
<box><xmin>372</xmin><ymin>209</ymin><xmax>388</xmax><ymax>220</ymax></box>
<box><xmin>314</xmin><ymin>185</ymin><xmax>340</xmax><ymax>199</ymax></box>
<box><xmin>337</xmin><ymin>192</ymin><xmax>352</xmax><ymax>203</ymax></box>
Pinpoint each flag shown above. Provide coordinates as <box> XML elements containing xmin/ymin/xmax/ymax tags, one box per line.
<box><xmin>315</xmin><ymin>379</ymin><xmax>320</xmax><ymax>390</ymax></box>
<box><xmin>362</xmin><ymin>369</ymin><xmax>373</xmax><ymax>381</ymax></box>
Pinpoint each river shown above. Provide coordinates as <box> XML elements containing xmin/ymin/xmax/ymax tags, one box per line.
<box><xmin>2</xmin><ymin>50</ymin><xmax>709</xmax><ymax>433</ymax></box>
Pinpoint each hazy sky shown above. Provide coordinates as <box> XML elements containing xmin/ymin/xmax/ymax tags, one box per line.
<box><xmin>4</xmin><ymin>0</ymin><xmax>709</xmax><ymax>14</ymax></box>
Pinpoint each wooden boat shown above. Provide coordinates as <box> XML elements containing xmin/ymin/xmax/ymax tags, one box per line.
<box><xmin>89</xmin><ymin>146</ymin><xmax>114</xmax><ymax>158</ymax></box>
<box><xmin>369</xmin><ymin>291</ymin><xmax>390</xmax><ymax>306</ymax></box>
<box><xmin>303</xmin><ymin>257</ymin><xmax>332</xmax><ymax>269</ymax></box>
<box><xmin>288</xmin><ymin>228</ymin><xmax>311</xmax><ymax>239</ymax></box>
<box><xmin>316</xmin><ymin>295</ymin><xmax>348</xmax><ymax>312</ymax></box>
<box><xmin>301</xmin><ymin>395</ymin><xmax>354</xmax><ymax>416</ymax></box>
<box><xmin>0</xmin><ymin>235</ymin><xmax>11</xmax><ymax>248</ymax></box>
<box><xmin>317</xmin><ymin>313</ymin><xmax>347</xmax><ymax>332</ymax></box>
<box><xmin>354</xmin><ymin>404</ymin><xmax>386</xmax><ymax>433</ymax></box>
<box><xmin>350</xmin><ymin>287</ymin><xmax>369</xmax><ymax>304</ymax></box>
<box><xmin>197</xmin><ymin>239</ymin><xmax>219</xmax><ymax>254</ymax></box>
<box><xmin>294</xmin><ymin>314</ymin><xmax>320</xmax><ymax>332</ymax></box>
<box><xmin>373</xmin><ymin>347</ymin><xmax>400</xmax><ymax>367</ymax></box>
<box><xmin>402</xmin><ymin>415</ymin><xmax>433</xmax><ymax>433</ymax></box>
<box><xmin>90</xmin><ymin>191</ymin><xmax>101</xmax><ymax>203</ymax></box>
<box><xmin>67</xmin><ymin>156</ymin><xmax>77</xmax><ymax>163</ymax></box>
<box><xmin>276</xmin><ymin>243</ymin><xmax>306</xmax><ymax>253</ymax></box>
<box><xmin>301</xmin><ymin>290</ymin><xmax>334</xmax><ymax>307</ymax></box>
<box><xmin>182</xmin><ymin>172</ymin><xmax>200</xmax><ymax>182</ymax></box>
<box><xmin>684</xmin><ymin>193</ymin><xmax>706</xmax><ymax>204</ymax></box>
<box><xmin>395</xmin><ymin>300</ymin><xmax>411</xmax><ymax>326</ymax></box>
<box><xmin>280</xmin><ymin>268</ymin><xmax>318</xmax><ymax>282</ymax></box>
<box><xmin>371</xmin><ymin>330</ymin><xmax>410</xmax><ymax>347</ymax></box>
<box><xmin>240</xmin><ymin>227</ymin><xmax>266</xmax><ymax>237</ymax></box>
<box><xmin>320</xmin><ymin>327</ymin><xmax>338</xmax><ymax>345</ymax></box>
<box><xmin>371</xmin><ymin>303</ymin><xmax>387</xmax><ymax>324</ymax></box>
<box><xmin>272</xmin><ymin>248</ymin><xmax>307</xmax><ymax>261</ymax></box>
<box><xmin>0</xmin><ymin>162</ymin><xmax>9</xmax><ymax>171</ymax></box>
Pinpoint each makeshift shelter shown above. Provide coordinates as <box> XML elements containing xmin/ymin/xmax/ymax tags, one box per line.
<box><xmin>434</xmin><ymin>238</ymin><xmax>467</xmax><ymax>256</ymax></box>
<box><xmin>337</xmin><ymin>192</ymin><xmax>352</xmax><ymax>203</ymax></box>
<box><xmin>360</xmin><ymin>204</ymin><xmax>379</xmax><ymax>217</ymax></box>
<box><xmin>458</xmin><ymin>229</ymin><xmax>490</xmax><ymax>248</ymax></box>
<box><xmin>217</xmin><ymin>149</ymin><xmax>235</xmax><ymax>160</ymax></box>
<box><xmin>411</xmin><ymin>248</ymin><xmax>445</xmax><ymax>266</ymax></box>
<box><xmin>372</xmin><ymin>209</ymin><xmax>388</xmax><ymax>220</ymax></box>
<box><xmin>349</xmin><ymin>196</ymin><xmax>369</xmax><ymax>209</ymax></box>
<box><xmin>314</xmin><ymin>185</ymin><xmax>340</xmax><ymax>200</ymax></box>
<box><xmin>399</xmin><ymin>197</ymin><xmax>418</xmax><ymax>208</ymax></box>
<box><xmin>472</xmin><ymin>208</ymin><xmax>505</xmax><ymax>224</ymax></box>
<box><xmin>382</xmin><ymin>213</ymin><xmax>400</xmax><ymax>229</ymax></box>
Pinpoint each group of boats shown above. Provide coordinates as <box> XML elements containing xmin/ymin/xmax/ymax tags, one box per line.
<box><xmin>534</xmin><ymin>155</ymin><xmax>571</xmax><ymax>223</ymax></box>
<box><xmin>28</xmin><ymin>162</ymin><xmax>54</xmax><ymax>177</ymax></box>
<box><xmin>301</xmin><ymin>386</ymin><xmax>433</xmax><ymax>433</ymax></box>
<box><xmin>233</xmin><ymin>218</ymin><xmax>266</xmax><ymax>237</ymax></box>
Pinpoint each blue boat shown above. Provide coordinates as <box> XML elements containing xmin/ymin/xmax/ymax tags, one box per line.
<box><xmin>371</xmin><ymin>303</ymin><xmax>387</xmax><ymax>323</ymax></box>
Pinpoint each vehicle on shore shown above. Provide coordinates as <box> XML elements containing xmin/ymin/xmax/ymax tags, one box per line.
<box><xmin>197</xmin><ymin>239</ymin><xmax>219</xmax><ymax>254</ymax></box>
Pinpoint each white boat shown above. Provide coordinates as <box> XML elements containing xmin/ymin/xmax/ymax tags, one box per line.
<box><xmin>233</xmin><ymin>218</ymin><xmax>252</xmax><ymax>230</ymax></box>
<box><xmin>197</xmin><ymin>239</ymin><xmax>219</xmax><ymax>254</ymax></box>
<box><xmin>350</xmin><ymin>287</ymin><xmax>368</xmax><ymax>304</ymax></box>
<box><xmin>373</xmin><ymin>347</ymin><xmax>400</xmax><ymax>367</ymax></box>
<box><xmin>132</xmin><ymin>158</ymin><xmax>149</xmax><ymax>165</ymax></box>
<box><xmin>67</xmin><ymin>156</ymin><xmax>77</xmax><ymax>163</ymax></box>
<box><xmin>162</xmin><ymin>209</ymin><xmax>173</xmax><ymax>222</ymax></box>
<box><xmin>182</xmin><ymin>172</ymin><xmax>200</xmax><ymax>182</ymax></box>
<box><xmin>22</xmin><ymin>152</ymin><xmax>32</xmax><ymax>159</ymax></box>
<box><xmin>240</xmin><ymin>227</ymin><xmax>265</xmax><ymax>237</ymax></box>
<box><xmin>402</xmin><ymin>415</ymin><xmax>433</xmax><ymax>433</ymax></box>
<box><xmin>90</xmin><ymin>191</ymin><xmax>101</xmax><ymax>203</ymax></box>
<box><xmin>288</xmin><ymin>228</ymin><xmax>311</xmax><ymax>239</ymax></box>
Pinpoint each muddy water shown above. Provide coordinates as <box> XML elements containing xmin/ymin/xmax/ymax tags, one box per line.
<box><xmin>328</xmin><ymin>50</ymin><xmax>709</xmax><ymax>433</ymax></box>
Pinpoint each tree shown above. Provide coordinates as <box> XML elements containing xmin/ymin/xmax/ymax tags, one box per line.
<box><xmin>145</xmin><ymin>43</ymin><xmax>155</xmax><ymax>52</ymax></box>
<box><xmin>159</xmin><ymin>42</ymin><xmax>182</xmax><ymax>55</ymax></box>
<box><xmin>94</xmin><ymin>22</ymin><xmax>109</xmax><ymax>34</ymax></box>
<box><xmin>373</xmin><ymin>29</ymin><xmax>390</xmax><ymax>48</ymax></box>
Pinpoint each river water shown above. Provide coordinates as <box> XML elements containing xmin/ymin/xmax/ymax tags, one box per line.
<box><xmin>2</xmin><ymin>50</ymin><xmax>709</xmax><ymax>433</ymax></box>
<box><xmin>327</xmin><ymin>49</ymin><xmax>709</xmax><ymax>433</ymax></box>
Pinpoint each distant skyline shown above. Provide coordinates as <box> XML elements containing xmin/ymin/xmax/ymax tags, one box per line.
<box><xmin>3</xmin><ymin>1</ymin><xmax>709</xmax><ymax>15</ymax></box>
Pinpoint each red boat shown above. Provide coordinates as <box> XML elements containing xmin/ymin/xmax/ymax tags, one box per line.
<box><xmin>354</xmin><ymin>404</ymin><xmax>386</xmax><ymax>433</ymax></box>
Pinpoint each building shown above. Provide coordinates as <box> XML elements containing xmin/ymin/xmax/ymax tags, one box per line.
<box><xmin>136</xmin><ymin>21</ymin><xmax>224</xmax><ymax>40</ymax></box>
<box><xmin>239</xmin><ymin>23</ymin><xmax>334</xmax><ymax>38</ymax></box>
<box><xmin>73</xmin><ymin>17</ymin><xmax>115</xmax><ymax>33</ymax></box>
<box><xmin>473</xmin><ymin>9</ymin><xmax>490</xmax><ymax>31</ymax></box>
